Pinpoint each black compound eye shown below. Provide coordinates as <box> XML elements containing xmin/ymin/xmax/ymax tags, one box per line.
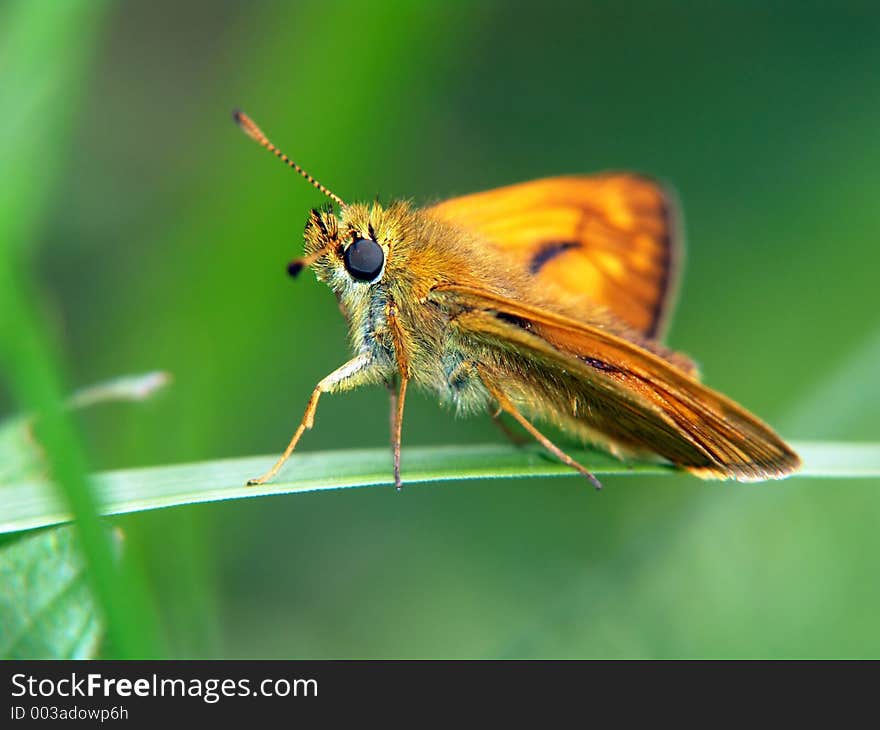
<box><xmin>343</xmin><ymin>238</ymin><xmax>384</xmax><ymax>281</ymax></box>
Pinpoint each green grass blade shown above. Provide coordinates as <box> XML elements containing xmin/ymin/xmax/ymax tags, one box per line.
<box><xmin>0</xmin><ymin>441</ymin><xmax>875</xmax><ymax>535</ymax></box>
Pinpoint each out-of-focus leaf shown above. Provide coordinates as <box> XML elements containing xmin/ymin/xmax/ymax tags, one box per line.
<box><xmin>66</xmin><ymin>371</ymin><xmax>171</xmax><ymax>410</ymax></box>
<box><xmin>0</xmin><ymin>526</ymin><xmax>103</xmax><ymax>658</ymax></box>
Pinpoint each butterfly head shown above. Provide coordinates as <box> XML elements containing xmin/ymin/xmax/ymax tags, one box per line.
<box><xmin>233</xmin><ymin>107</ymin><xmax>443</xmax><ymax>339</ymax></box>
<box><xmin>299</xmin><ymin>201</ymin><xmax>419</xmax><ymax>293</ymax></box>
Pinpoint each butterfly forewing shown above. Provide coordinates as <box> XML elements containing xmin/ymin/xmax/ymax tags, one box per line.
<box><xmin>428</xmin><ymin>175</ymin><xmax>680</xmax><ymax>339</ymax></box>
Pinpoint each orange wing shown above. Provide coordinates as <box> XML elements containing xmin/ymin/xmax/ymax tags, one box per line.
<box><xmin>430</xmin><ymin>284</ymin><xmax>801</xmax><ymax>482</ymax></box>
<box><xmin>428</xmin><ymin>175</ymin><xmax>680</xmax><ymax>339</ymax></box>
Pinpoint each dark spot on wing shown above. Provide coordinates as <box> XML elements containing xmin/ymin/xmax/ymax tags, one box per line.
<box><xmin>529</xmin><ymin>241</ymin><xmax>580</xmax><ymax>274</ymax></box>
<box><xmin>580</xmin><ymin>356</ymin><xmax>618</xmax><ymax>373</ymax></box>
<box><xmin>495</xmin><ymin>311</ymin><xmax>533</xmax><ymax>331</ymax></box>
<box><xmin>494</xmin><ymin>310</ymin><xmax>621</xmax><ymax>375</ymax></box>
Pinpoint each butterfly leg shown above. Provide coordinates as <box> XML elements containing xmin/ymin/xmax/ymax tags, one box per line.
<box><xmin>477</xmin><ymin>366</ymin><xmax>603</xmax><ymax>490</ymax></box>
<box><xmin>247</xmin><ymin>352</ymin><xmax>377</xmax><ymax>486</ymax></box>
<box><xmin>390</xmin><ymin>375</ymin><xmax>409</xmax><ymax>491</ymax></box>
<box><xmin>385</xmin><ymin>298</ymin><xmax>411</xmax><ymax>491</ymax></box>
<box><xmin>385</xmin><ymin>376</ymin><xmax>399</xmax><ymax>432</ymax></box>
<box><xmin>489</xmin><ymin>407</ymin><xmax>530</xmax><ymax>446</ymax></box>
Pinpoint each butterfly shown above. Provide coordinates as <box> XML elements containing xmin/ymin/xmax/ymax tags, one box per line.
<box><xmin>234</xmin><ymin>110</ymin><xmax>800</xmax><ymax>489</ymax></box>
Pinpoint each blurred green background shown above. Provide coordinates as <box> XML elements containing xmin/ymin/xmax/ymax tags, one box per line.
<box><xmin>2</xmin><ymin>0</ymin><xmax>879</xmax><ymax>658</ymax></box>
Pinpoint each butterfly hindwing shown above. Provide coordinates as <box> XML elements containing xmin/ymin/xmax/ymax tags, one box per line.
<box><xmin>430</xmin><ymin>284</ymin><xmax>800</xmax><ymax>482</ymax></box>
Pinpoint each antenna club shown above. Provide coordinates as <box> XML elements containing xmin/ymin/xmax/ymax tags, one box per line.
<box><xmin>232</xmin><ymin>108</ymin><xmax>267</xmax><ymax>145</ymax></box>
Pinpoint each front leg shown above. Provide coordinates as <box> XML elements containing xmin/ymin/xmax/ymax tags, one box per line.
<box><xmin>247</xmin><ymin>352</ymin><xmax>379</xmax><ymax>486</ymax></box>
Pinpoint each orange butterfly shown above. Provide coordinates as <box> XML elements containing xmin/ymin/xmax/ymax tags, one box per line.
<box><xmin>235</xmin><ymin>110</ymin><xmax>800</xmax><ymax>489</ymax></box>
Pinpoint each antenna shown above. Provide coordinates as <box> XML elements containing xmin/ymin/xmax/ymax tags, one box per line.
<box><xmin>232</xmin><ymin>109</ymin><xmax>346</xmax><ymax>208</ymax></box>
